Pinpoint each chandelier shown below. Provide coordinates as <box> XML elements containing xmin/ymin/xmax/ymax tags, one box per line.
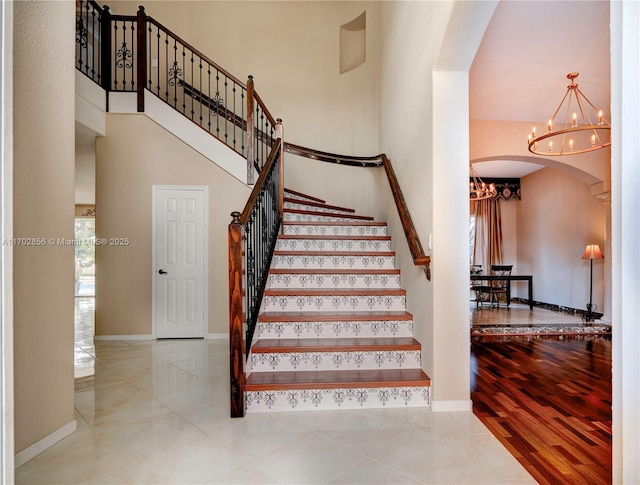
<box><xmin>527</xmin><ymin>72</ymin><xmax>610</xmax><ymax>156</ymax></box>
<box><xmin>469</xmin><ymin>164</ymin><xmax>497</xmax><ymax>201</ymax></box>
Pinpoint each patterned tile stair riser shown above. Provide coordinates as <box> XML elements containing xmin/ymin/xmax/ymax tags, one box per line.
<box><xmin>245</xmin><ymin>190</ymin><xmax>431</xmax><ymax>412</ymax></box>
<box><xmin>265</xmin><ymin>271</ymin><xmax>402</xmax><ymax>290</ymax></box>
<box><xmin>275</xmin><ymin>237</ymin><xmax>393</xmax><ymax>252</ymax></box>
<box><xmin>271</xmin><ymin>253</ymin><xmax>396</xmax><ymax>270</ymax></box>
<box><xmin>282</xmin><ymin>222</ymin><xmax>389</xmax><ymax>237</ymax></box>
<box><xmin>246</xmin><ymin>386</ymin><xmax>431</xmax><ymax>413</ymax></box>
<box><xmin>250</xmin><ymin>350</ymin><xmax>422</xmax><ymax>372</ymax></box>
<box><xmin>257</xmin><ymin>319</ymin><xmax>414</xmax><ymax>340</ymax></box>
<box><xmin>261</xmin><ymin>292</ymin><xmax>407</xmax><ymax>312</ymax></box>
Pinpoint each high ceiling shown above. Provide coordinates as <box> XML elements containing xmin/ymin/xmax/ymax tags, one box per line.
<box><xmin>76</xmin><ymin>1</ymin><xmax>612</xmax><ymax>200</ymax></box>
<box><xmin>470</xmin><ymin>0</ymin><xmax>610</xmax><ymax>177</ymax></box>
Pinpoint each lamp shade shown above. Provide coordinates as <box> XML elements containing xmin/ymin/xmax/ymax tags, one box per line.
<box><xmin>582</xmin><ymin>244</ymin><xmax>604</xmax><ymax>260</ymax></box>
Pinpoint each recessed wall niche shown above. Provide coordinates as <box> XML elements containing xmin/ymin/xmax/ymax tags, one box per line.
<box><xmin>340</xmin><ymin>11</ymin><xmax>366</xmax><ymax>74</ymax></box>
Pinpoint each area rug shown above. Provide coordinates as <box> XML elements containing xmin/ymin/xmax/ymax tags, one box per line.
<box><xmin>471</xmin><ymin>323</ymin><xmax>612</xmax><ymax>337</ymax></box>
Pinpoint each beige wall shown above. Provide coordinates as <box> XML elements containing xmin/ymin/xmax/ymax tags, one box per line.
<box><xmin>517</xmin><ymin>167</ymin><xmax>606</xmax><ymax>312</ymax></box>
<box><xmin>284</xmin><ymin>155</ymin><xmax>384</xmax><ymax>222</ymax></box>
<box><xmin>95</xmin><ymin>114</ymin><xmax>250</xmax><ymax>336</ymax></box>
<box><xmin>107</xmin><ymin>1</ymin><xmax>381</xmax><ymax>156</ymax></box>
<box><xmin>13</xmin><ymin>1</ymin><xmax>76</xmax><ymax>453</ymax></box>
<box><xmin>495</xmin><ymin>197</ymin><xmax>518</xmax><ymax>274</ymax></box>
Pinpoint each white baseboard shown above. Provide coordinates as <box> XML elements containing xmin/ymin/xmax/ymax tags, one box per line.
<box><xmin>94</xmin><ymin>334</ymin><xmax>153</xmax><ymax>341</ymax></box>
<box><xmin>206</xmin><ymin>333</ymin><xmax>228</xmax><ymax>340</ymax></box>
<box><xmin>96</xmin><ymin>334</ymin><xmax>227</xmax><ymax>341</ymax></box>
<box><xmin>430</xmin><ymin>399</ymin><xmax>473</xmax><ymax>412</ymax></box>
<box><xmin>15</xmin><ymin>420</ymin><xmax>76</xmax><ymax>468</ymax></box>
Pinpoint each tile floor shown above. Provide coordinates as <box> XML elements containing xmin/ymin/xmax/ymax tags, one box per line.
<box><xmin>16</xmin><ymin>298</ymin><xmax>535</xmax><ymax>484</ymax></box>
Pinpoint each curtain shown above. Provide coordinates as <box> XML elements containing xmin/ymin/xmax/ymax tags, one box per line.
<box><xmin>471</xmin><ymin>198</ymin><xmax>503</xmax><ymax>270</ymax></box>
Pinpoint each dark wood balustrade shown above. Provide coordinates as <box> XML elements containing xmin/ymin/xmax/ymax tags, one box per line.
<box><xmin>228</xmin><ymin>140</ymin><xmax>283</xmax><ymax>417</ymax></box>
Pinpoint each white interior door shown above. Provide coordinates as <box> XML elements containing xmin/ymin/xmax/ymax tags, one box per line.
<box><xmin>153</xmin><ymin>186</ymin><xmax>207</xmax><ymax>338</ymax></box>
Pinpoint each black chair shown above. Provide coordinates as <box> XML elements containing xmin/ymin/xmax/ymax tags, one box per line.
<box><xmin>477</xmin><ymin>265</ymin><xmax>513</xmax><ymax>309</ymax></box>
<box><xmin>470</xmin><ymin>265</ymin><xmax>491</xmax><ymax>308</ymax></box>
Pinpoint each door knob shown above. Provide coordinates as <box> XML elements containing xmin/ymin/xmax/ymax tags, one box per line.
<box><xmin>158</xmin><ymin>269</ymin><xmax>167</xmax><ymax>275</ymax></box>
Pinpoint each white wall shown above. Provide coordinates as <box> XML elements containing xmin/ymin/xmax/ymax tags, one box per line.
<box><xmin>0</xmin><ymin>0</ymin><xmax>14</xmax><ymax>479</ymax></box>
<box><xmin>107</xmin><ymin>1</ymin><xmax>381</xmax><ymax>156</ymax></box>
<box><xmin>517</xmin><ymin>167</ymin><xmax>606</xmax><ymax>312</ymax></box>
<box><xmin>610</xmin><ymin>1</ymin><xmax>640</xmax><ymax>482</ymax></box>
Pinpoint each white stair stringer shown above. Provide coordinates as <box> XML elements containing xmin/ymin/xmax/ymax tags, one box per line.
<box><xmin>245</xmin><ymin>190</ymin><xmax>431</xmax><ymax>412</ymax></box>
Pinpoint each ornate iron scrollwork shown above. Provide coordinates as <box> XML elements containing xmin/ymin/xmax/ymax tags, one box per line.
<box><xmin>115</xmin><ymin>41</ymin><xmax>133</xmax><ymax>69</ymax></box>
<box><xmin>76</xmin><ymin>18</ymin><xmax>88</xmax><ymax>48</ymax></box>
<box><xmin>212</xmin><ymin>91</ymin><xmax>225</xmax><ymax>108</ymax></box>
<box><xmin>168</xmin><ymin>61</ymin><xmax>183</xmax><ymax>86</ymax></box>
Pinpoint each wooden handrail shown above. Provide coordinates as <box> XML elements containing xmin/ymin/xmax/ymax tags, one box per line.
<box><xmin>253</xmin><ymin>89</ymin><xmax>277</xmax><ymax>128</ymax></box>
<box><xmin>381</xmin><ymin>154</ymin><xmax>431</xmax><ymax>279</ymax></box>
<box><xmin>281</xmin><ymin>143</ymin><xmax>431</xmax><ymax>280</ymax></box>
<box><xmin>240</xmin><ymin>140</ymin><xmax>282</xmax><ymax>223</ymax></box>
<box><xmin>229</xmin><ymin>138</ymin><xmax>283</xmax><ymax>417</ymax></box>
<box><xmin>284</xmin><ymin>142</ymin><xmax>383</xmax><ymax>167</ymax></box>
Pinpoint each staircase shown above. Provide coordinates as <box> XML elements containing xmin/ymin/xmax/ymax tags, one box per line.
<box><xmin>245</xmin><ymin>190</ymin><xmax>431</xmax><ymax>412</ymax></box>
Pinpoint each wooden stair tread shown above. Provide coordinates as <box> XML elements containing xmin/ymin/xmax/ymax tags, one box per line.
<box><xmin>284</xmin><ymin>189</ymin><xmax>325</xmax><ymax>204</ymax></box>
<box><xmin>284</xmin><ymin>208</ymin><xmax>373</xmax><ymax>221</ymax></box>
<box><xmin>264</xmin><ymin>288</ymin><xmax>406</xmax><ymax>296</ymax></box>
<box><xmin>246</xmin><ymin>369</ymin><xmax>431</xmax><ymax>390</ymax></box>
<box><xmin>253</xmin><ymin>337</ymin><xmax>421</xmax><ymax>352</ymax></box>
<box><xmin>269</xmin><ymin>268</ymin><xmax>400</xmax><ymax>275</ymax></box>
<box><xmin>284</xmin><ymin>198</ymin><xmax>356</xmax><ymax>213</ymax></box>
<box><xmin>258</xmin><ymin>311</ymin><xmax>414</xmax><ymax>322</ymax></box>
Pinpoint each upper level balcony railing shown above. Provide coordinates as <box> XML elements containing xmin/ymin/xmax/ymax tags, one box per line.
<box><xmin>76</xmin><ymin>1</ymin><xmax>276</xmax><ymax>184</ymax></box>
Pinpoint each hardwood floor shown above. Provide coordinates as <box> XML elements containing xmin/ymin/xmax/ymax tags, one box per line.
<box><xmin>471</xmin><ymin>323</ymin><xmax>612</xmax><ymax>485</ymax></box>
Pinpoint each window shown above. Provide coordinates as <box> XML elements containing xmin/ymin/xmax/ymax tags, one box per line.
<box><xmin>75</xmin><ymin>218</ymin><xmax>95</xmax><ymax>296</ymax></box>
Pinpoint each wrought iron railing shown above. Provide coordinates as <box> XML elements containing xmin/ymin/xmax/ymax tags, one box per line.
<box><xmin>144</xmin><ymin>15</ymin><xmax>251</xmax><ymax>160</ymax></box>
<box><xmin>228</xmin><ymin>139</ymin><xmax>284</xmax><ymax>417</ymax></box>
<box><xmin>75</xmin><ymin>0</ymin><xmax>106</xmax><ymax>87</ymax></box>
<box><xmin>109</xmin><ymin>12</ymin><xmax>137</xmax><ymax>92</ymax></box>
<box><xmin>75</xmin><ymin>4</ymin><xmax>277</xmax><ymax>181</ymax></box>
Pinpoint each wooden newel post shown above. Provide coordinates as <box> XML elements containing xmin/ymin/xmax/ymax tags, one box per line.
<box><xmin>228</xmin><ymin>211</ymin><xmax>246</xmax><ymax>417</ymax></box>
<box><xmin>275</xmin><ymin>118</ymin><xmax>284</xmax><ymax>228</ymax></box>
<box><xmin>100</xmin><ymin>5</ymin><xmax>112</xmax><ymax>93</ymax></box>
<box><xmin>136</xmin><ymin>5</ymin><xmax>147</xmax><ymax>112</ymax></box>
<box><xmin>246</xmin><ymin>75</ymin><xmax>255</xmax><ymax>185</ymax></box>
